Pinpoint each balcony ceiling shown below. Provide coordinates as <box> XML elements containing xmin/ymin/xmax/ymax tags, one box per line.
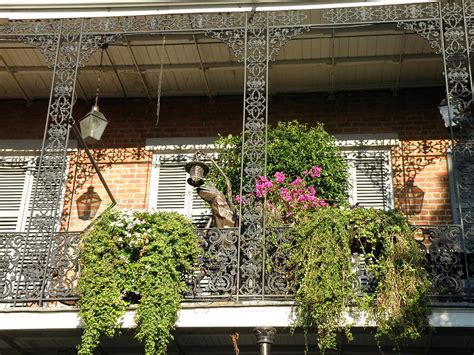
<box><xmin>0</xmin><ymin>22</ymin><xmax>443</xmax><ymax>102</ymax></box>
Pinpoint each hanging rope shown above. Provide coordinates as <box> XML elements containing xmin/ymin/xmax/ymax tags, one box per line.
<box><xmin>230</xmin><ymin>331</ymin><xmax>240</xmax><ymax>355</ymax></box>
<box><xmin>155</xmin><ymin>35</ymin><xmax>166</xmax><ymax>127</ymax></box>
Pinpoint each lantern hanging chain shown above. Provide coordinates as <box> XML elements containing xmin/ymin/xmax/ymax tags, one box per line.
<box><xmin>230</xmin><ymin>332</ymin><xmax>240</xmax><ymax>355</ymax></box>
<box><xmin>155</xmin><ymin>35</ymin><xmax>166</xmax><ymax>128</ymax></box>
<box><xmin>94</xmin><ymin>44</ymin><xmax>107</xmax><ymax>107</ymax></box>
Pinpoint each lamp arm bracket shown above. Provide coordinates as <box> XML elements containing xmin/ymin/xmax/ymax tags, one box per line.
<box><xmin>70</xmin><ymin>118</ymin><xmax>117</xmax><ymax>207</ymax></box>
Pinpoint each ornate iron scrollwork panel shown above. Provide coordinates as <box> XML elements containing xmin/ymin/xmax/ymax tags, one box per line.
<box><xmin>187</xmin><ymin>228</ymin><xmax>239</xmax><ymax>299</ymax></box>
<box><xmin>0</xmin><ymin>232</ymin><xmax>80</xmax><ymax>303</ymax></box>
<box><xmin>264</xmin><ymin>227</ymin><xmax>294</xmax><ymax>296</ymax></box>
<box><xmin>415</xmin><ymin>225</ymin><xmax>471</xmax><ymax>301</ymax></box>
<box><xmin>441</xmin><ymin>2</ymin><xmax>474</xmax><ymax>302</ymax></box>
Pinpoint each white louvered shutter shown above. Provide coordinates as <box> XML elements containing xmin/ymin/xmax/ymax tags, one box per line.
<box><xmin>346</xmin><ymin>150</ymin><xmax>393</xmax><ymax>210</ymax></box>
<box><xmin>0</xmin><ymin>159</ymin><xmax>35</xmax><ymax>232</ymax></box>
<box><xmin>191</xmin><ymin>189</ymin><xmax>211</xmax><ymax>227</ymax></box>
<box><xmin>152</xmin><ymin>158</ymin><xmax>211</xmax><ymax>226</ymax></box>
<box><xmin>156</xmin><ymin>164</ymin><xmax>188</xmax><ymax>215</ymax></box>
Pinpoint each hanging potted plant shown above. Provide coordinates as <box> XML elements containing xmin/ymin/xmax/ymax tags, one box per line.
<box><xmin>77</xmin><ymin>209</ymin><xmax>200</xmax><ymax>355</ymax></box>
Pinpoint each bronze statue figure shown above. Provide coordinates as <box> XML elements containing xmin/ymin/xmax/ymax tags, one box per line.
<box><xmin>186</xmin><ymin>151</ymin><xmax>238</xmax><ymax>228</ymax></box>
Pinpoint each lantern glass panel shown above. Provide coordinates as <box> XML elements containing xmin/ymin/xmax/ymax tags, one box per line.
<box><xmin>79</xmin><ymin>106</ymin><xmax>108</xmax><ymax>144</ymax></box>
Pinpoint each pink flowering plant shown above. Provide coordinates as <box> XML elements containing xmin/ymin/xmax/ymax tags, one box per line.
<box><xmin>211</xmin><ymin>121</ymin><xmax>350</xmax><ymax>206</ymax></box>
<box><xmin>239</xmin><ymin>165</ymin><xmax>330</xmax><ymax>224</ymax></box>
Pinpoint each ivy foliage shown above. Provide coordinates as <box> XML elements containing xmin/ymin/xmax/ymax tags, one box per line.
<box><xmin>211</xmin><ymin>120</ymin><xmax>350</xmax><ymax>204</ymax></box>
<box><xmin>77</xmin><ymin>209</ymin><xmax>199</xmax><ymax>355</ymax></box>
<box><xmin>292</xmin><ymin>207</ymin><xmax>431</xmax><ymax>353</ymax></box>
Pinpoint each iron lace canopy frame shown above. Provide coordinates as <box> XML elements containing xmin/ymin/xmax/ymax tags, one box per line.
<box><xmin>0</xmin><ymin>0</ymin><xmax>472</xmax><ymax>303</ymax></box>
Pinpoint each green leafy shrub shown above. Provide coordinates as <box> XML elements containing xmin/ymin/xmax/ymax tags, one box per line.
<box><xmin>211</xmin><ymin>120</ymin><xmax>350</xmax><ymax>204</ymax></box>
<box><xmin>292</xmin><ymin>207</ymin><xmax>430</xmax><ymax>353</ymax></box>
<box><xmin>77</xmin><ymin>209</ymin><xmax>199</xmax><ymax>355</ymax></box>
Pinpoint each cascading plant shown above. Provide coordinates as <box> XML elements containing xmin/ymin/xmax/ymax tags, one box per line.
<box><xmin>291</xmin><ymin>207</ymin><xmax>431</xmax><ymax>353</ymax></box>
<box><xmin>77</xmin><ymin>209</ymin><xmax>200</xmax><ymax>355</ymax></box>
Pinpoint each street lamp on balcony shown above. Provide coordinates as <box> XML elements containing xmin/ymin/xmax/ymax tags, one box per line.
<box><xmin>438</xmin><ymin>97</ymin><xmax>462</xmax><ymax>128</ymax></box>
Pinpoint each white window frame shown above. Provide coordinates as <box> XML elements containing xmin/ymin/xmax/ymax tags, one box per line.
<box><xmin>335</xmin><ymin>133</ymin><xmax>398</xmax><ymax>210</ymax></box>
<box><xmin>147</xmin><ymin>137</ymin><xmax>217</xmax><ymax>223</ymax></box>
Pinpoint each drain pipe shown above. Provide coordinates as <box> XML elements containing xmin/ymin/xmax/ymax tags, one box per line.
<box><xmin>254</xmin><ymin>327</ymin><xmax>276</xmax><ymax>355</ymax></box>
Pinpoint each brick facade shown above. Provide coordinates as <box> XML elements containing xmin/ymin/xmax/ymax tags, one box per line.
<box><xmin>0</xmin><ymin>87</ymin><xmax>453</xmax><ymax>227</ymax></box>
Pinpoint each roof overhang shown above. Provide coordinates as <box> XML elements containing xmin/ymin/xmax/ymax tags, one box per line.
<box><xmin>0</xmin><ymin>0</ymin><xmax>436</xmax><ymax>19</ymax></box>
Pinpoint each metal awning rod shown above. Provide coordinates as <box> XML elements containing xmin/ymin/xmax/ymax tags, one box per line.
<box><xmin>125</xmin><ymin>36</ymin><xmax>152</xmax><ymax>101</ymax></box>
<box><xmin>0</xmin><ymin>55</ymin><xmax>31</xmax><ymax>104</ymax></box>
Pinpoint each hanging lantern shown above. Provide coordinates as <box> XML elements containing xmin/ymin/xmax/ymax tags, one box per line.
<box><xmin>185</xmin><ymin>161</ymin><xmax>210</xmax><ymax>187</ymax></box>
<box><xmin>76</xmin><ymin>186</ymin><xmax>102</xmax><ymax>220</ymax></box>
<box><xmin>79</xmin><ymin>44</ymin><xmax>109</xmax><ymax>144</ymax></box>
<box><xmin>79</xmin><ymin>105</ymin><xmax>108</xmax><ymax>144</ymax></box>
<box><xmin>398</xmin><ymin>181</ymin><xmax>425</xmax><ymax>215</ymax></box>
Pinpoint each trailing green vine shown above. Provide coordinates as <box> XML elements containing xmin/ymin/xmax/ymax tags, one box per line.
<box><xmin>292</xmin><ymin>207</ymin><xmax>431</xmax><ymax>353</ymax></box>
<box><xmin>77</xmin><ymin>209</ymin><xmax>199</xmax><ymax>355</ymax></box>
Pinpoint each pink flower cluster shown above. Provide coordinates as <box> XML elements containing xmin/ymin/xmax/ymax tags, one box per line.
<box><xmin>279</xmin><ymin>173</ymin><xmax>328</xmax><ymax>211</ymax></box>
<box><xmin>255</xmin><ymin>176</ymin><xmax>274</xmax><ymax>198</ymax></box>
<box><xmin>274</xmin><ymin>171</ymin><xmax>286</xmax><ymax>183</ymax></box>
<box><xmin>303</xmin><ymin>165</ymin><xmax>322</xmax><ymax>178</ymax></box>
<box><xmin>235</xmin><ymin>166</ymin><xmax>328</xmax><ymax>221</ymax></box>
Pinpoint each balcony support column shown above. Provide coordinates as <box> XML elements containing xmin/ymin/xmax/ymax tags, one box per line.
<box><xmin>440</xmin><ymin>0</ymin><xmax>474</xmax><ymax>302</ymax></box>
<box><xmin>6</xmin><ymin>20</ymin><xmax>116</xmax><ymax>305</ymax></box>
<box><xmin>254</xmin><ymin>326</ymin><xmax>276</xmax><ymax>355</ymax></box>
<box><xmin>208</xmin><ymin>12</ymin><xmax>309</xmax><ymax>298</ymax></box>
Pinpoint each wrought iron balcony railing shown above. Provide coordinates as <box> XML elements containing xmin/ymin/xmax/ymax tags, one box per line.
<box><xmin>0</xmin><ymin>231</ymin><xmax>80</xmax><ymax>306</ymax></box>
<box><xmin>0</xmin><ymin>225</ymin><xmax>472</xmax><ymax>306</ymax></box>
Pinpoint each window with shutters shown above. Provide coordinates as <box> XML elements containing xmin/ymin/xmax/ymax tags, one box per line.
<box><xmin>0</xmin><ymin>157</ymin><xmax>36</xmax><ymax>232</ymax></box>
<box><xmin>149</xmin><ymin>154</ymin><xmax>211</xmax><ymax>226</ymax></box>
<box><xmin>335</xmin><ymin>134</ymin><xmax>397</xmax><ymax>210</ymax></box>
<box><xmin>0</xmin><ymin>153</ymin><xmax>67</xmax><ymax>233</ymax></box>
<box><xmin>343</xmin><ymin>149</ymin><xmax>394</xmax><ymax>210</ymax></box>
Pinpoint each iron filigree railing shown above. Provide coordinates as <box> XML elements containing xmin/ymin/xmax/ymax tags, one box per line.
<box><xmin>0</xmin><ymin>225</ymin><xmax>472</xmax><ymax>306</ymax></box>
<box><xmin>415</xmin><ymin>225</ymin><xmax>473</xmax><ymax>303</ymax></box>
<box><xmin>0</xmin><ymin>231</ymin><xmax>80</xmax><ymax>306</ymax></box>
<box><xmin>185</xmin><ymin>227</ymin><xmax>295</xmax><ymax>300</ymax></box>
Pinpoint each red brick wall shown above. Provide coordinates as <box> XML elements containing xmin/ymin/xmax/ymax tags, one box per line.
<box><xmin>0</xmin><ymin>87</ymin><xmax>453</xmax><ymax>227</ymax></box>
